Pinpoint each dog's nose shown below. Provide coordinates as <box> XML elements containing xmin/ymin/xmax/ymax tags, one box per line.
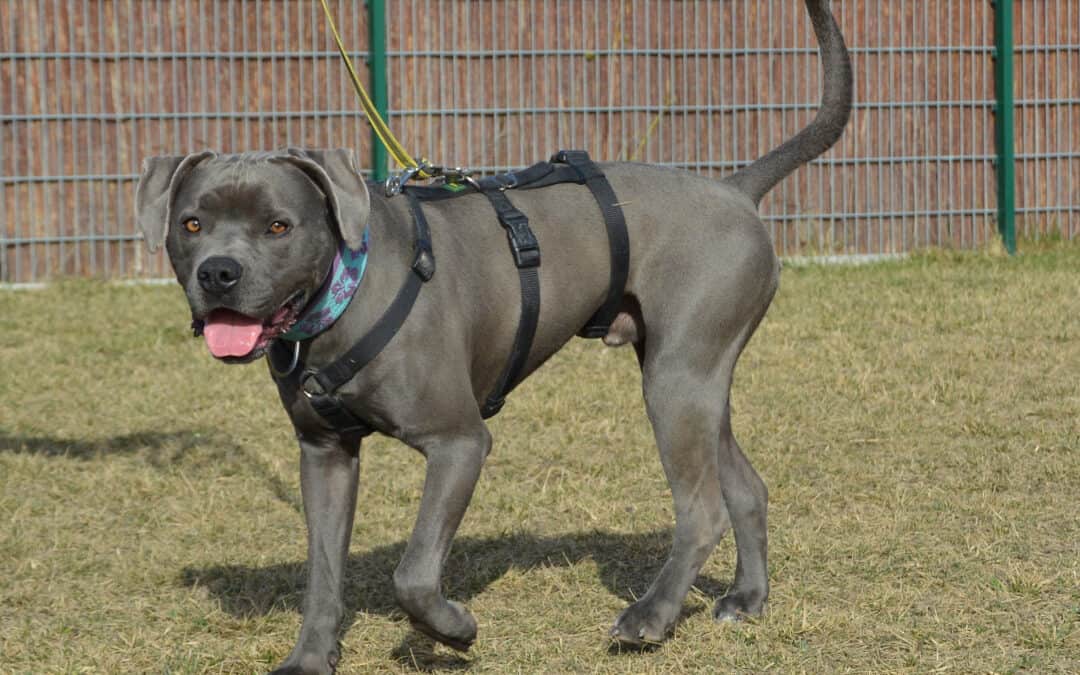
<box><xmin>196</xmin><ymin>256</ymin><xmax>244</xmax><ymax>295</ymax></box>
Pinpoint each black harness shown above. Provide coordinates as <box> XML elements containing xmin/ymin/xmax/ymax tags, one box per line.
<box><xmin>269</xmin><ymin>149</ymin><xmax>628</xmax><ymax>435</ymax></box>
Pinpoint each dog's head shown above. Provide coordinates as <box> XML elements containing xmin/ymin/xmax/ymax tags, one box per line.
<box><xmin>135</xmin><ymin>149</ymin><xmax>370</xmax><ymax>362</ymax></box>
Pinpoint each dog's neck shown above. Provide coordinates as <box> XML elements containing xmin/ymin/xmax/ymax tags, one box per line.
<box><xmin>279</xmin><ymin>231</ymin><xmax>369</xmax><ymax>341</ymax></box>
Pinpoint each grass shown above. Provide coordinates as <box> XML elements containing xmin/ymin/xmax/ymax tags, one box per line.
<box><xmin>1</xmin><ymin>240</ymin><xmax>1078</xmax><ymax>673</ymax></box>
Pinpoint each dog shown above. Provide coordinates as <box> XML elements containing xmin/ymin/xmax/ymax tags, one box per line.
<box><xmin>135</xmin><ymin>1</ymin><xmax>850</xmax><ymax>671</ymax></box>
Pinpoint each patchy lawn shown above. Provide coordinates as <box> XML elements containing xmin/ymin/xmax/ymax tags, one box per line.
<box><xmin>1</xmin><ymin>241</ymin><xmax>1078</xmax><ymax>673</ymax></box>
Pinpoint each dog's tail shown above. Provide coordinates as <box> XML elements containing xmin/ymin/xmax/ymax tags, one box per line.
<box><xmin>723</xmin><ymin>0</ymin><xmax>852</xmax><ymax>205</ymax></box>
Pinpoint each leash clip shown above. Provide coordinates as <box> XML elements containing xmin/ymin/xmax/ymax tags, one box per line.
<box><xmin>434</xmin><ymin>166</ymin><xmax>475</xmax><ymax>185</ymax></box>
<box><xmin>385</xmin><ymin>164</ymin><xmax>476</xmax><ymax>197</ymax></box>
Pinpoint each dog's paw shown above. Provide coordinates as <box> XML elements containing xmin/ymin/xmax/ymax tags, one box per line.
<box><xmin>713</xmin><ymin>590</ymin><xmax>765</xmax><ymax>623</ymax></box>
<box><xmin>609</xmin><ymin>599</ymin><xmax>675</xmax><ymax>648</ymax></box>
<box><xmin>407</xmin><ymin>599</ymin><xmax>477</xmax><ymax>652</ymax></box>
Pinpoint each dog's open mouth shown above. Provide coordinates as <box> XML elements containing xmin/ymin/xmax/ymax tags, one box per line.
<box><xmin>202</xmin><ymin>292</ymin><xmax>304</xmax><ymax>361</ymax></box>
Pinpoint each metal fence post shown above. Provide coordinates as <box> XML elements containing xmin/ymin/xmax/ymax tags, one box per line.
<box><xmin>367</xmin><ymin>0</ymin><xmax>389</xmax><ymax>181</ymax></box>
<box><xmin>993</xmin><ymin>0</ymin><xmax>1017</xmax><ymax>254</ymax></box>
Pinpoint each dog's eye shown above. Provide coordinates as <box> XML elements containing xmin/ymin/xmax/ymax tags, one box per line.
<box><xmin>182</xmin><ymin>218</ymin><xmax>201</xmax><ymax>234</ymax></box>
<box><xmin>268</xmin><ymin>221</ymin><xmax>290</xmax><ymax>236</ymax></box>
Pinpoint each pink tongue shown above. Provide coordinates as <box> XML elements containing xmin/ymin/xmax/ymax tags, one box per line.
<box><xmin>203</xmin><ymin>310</ymin><xmax>264</xmax><ymax>358</ymax></box>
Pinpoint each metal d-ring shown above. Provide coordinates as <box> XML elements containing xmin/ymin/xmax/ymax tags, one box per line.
<box><xmin>268</xmin><ymin>339</ymin><xmax>301</xmax><ymax>378</ymax></box>
<box><xmin>384</xmin><ymin>165</ymin><xmax>424</xmax><ymax>197</ymax></box>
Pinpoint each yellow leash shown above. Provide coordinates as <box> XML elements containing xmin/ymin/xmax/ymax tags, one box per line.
<box><xmin>317</xmin><ymin>0</ymin><xmax>431</xmax><ymax>179</ymax></box>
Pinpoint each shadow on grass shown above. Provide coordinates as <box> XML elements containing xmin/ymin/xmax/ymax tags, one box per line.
<box><xmin>0</xmin><ymin>427</ymin><xmax>303</xmax><ymax>512</ymax></box>
<box><xmin>0</xmin><ymin>428</ymin><xmax>214</xmax><ymax>461</ymax></box>
<box><xmin>181</xmin><ymin>529</ymin><xmax>730</xmax><ymax>670</ymax></box>
<box><xmin>390</xmin><ymin>632</ymin><xmax>473</xmax><ymax>672</ymax></box>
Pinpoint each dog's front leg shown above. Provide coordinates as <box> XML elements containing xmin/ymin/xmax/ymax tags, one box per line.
<box><xmin>271</xmin><ymin>432</ymin><xmax>360</xmax><ymax>675</ymax></box>
<box><xmin>394</xmin><ymin>426</ymin><xmax>492</xmax><ymax>650</ymax></box>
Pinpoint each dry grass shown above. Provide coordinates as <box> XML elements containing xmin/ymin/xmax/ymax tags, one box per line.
<box><xmin>1</xmin><ymin>241</ymin><xmax>1078</xmax><ymax>673</ymax></box>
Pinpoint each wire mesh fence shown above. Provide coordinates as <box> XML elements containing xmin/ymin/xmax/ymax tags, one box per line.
<box><xmin>1014</xmin><ymin>1</ymin><xmax>1079</xmax><ymax>240</ymax></box>
<box><xmin>1</xmin><ymin>1</ymin><xmax>1078</xmax><ymax>283</ymax></box>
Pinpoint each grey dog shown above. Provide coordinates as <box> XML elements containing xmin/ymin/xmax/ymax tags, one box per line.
<box><xmin>135</xmin><ymin>1</ymin><xmax>850</xmax><ymax>671</ymax></box>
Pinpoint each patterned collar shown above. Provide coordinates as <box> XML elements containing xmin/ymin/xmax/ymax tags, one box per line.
<box><xmin>280</xmin><ymin>230</ymin><xmax>369</xmax><ymax>341</ymax></box>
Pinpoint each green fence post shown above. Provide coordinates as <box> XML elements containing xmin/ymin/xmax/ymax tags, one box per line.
<box><xmin>367</xmin><ymin>0</ymin><xmax>389</xmax><ymax>181</ymax></box>
<box><xmin>993</xmin><ymin>0</ymin><xmax>1017</xmax><ymax>254</ymax></box>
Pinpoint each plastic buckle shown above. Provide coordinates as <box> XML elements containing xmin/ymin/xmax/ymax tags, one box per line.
<box><xmin>481</xmin><ymin>396</ymin><xmax>506</xmax><ymax>419</ymax></box>
<box><xmin>499</xmin><ymin>173</ymin><xmax>518</xmax><ymax>191</ymax></box>
<box><xmin>552</xmin><ymin>149</ymin><xmax>589</xmax><ymax>164</ymax></box>
<box><xmin>300</xmin><ymin>370</ymin><xmax>327</xmax><ymax>398</ymax></box>
<box><xmin>411</xmin><ymin>242</ymin><xmax>436</xmax><ymax>282</ymax></box>
<box><xmin>552</xmin><ymin>150</ymin><xmax>599</xmax><ymax>181</ymax></box>
<box><xmin>501</xmin><ymin>211</ymin><xmax>540</xmax><ymax>268</ymax></box>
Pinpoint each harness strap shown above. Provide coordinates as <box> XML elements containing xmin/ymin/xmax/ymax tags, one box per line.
<box><xmin>479</xmin><ymin>188</ymin><xmax>542</xmax><ymax>419</ymax></box>
<box><xmin>552</xmin><ymin>150</ymin><xmax>630</xmax><ymax>338</ymax></box>
<box><xmin>472</xmin><ymin>161</ymin><xmax>556</xmax><ymax>192</ymax></box>
<box><xmin>406</xmin><ymin>162</ymin><xmax>582</xmax><ymax>203</ymax></box>
<box><xmin>303</xmin><ymin>388</ymin><xmax>373</xmax><ymax>434</ymax></box>
<box><xmin>277</xmin><ymin>150</ymin><xmax>628</xmax><ymax>431</ymax></box>
<box><xmin>276</xmin><ymin>191</ymin><xmax>435</xmax><ymax>434</ymax></box>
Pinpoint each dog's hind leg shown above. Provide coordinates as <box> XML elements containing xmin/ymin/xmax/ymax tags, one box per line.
<box><xmin>611</xmin><ymin>234</ymin><xmax>777</xmax><ymax>645</ymax></box>
<box><xmin>612</xmin><ymin>330</ymin><xmax>770</xmax><ymax>645</ymax></box>
<box><xmin>393</xmin><ymin>425</ymin><xmax>492</xmax><ymax>651</ymax></box>
<box><xmin>711</xmin><ymin>410</ymin><xmax>769</xmax><ymax>622</ymax></box>
<box><xmin>610</xmin><ymin>361</ymin><xmax>733</xmax><ymax>646</ymax></box>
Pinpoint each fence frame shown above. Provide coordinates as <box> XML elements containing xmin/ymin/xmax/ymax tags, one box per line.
<box><xmin>368</xmin><ymin>0</ymin><xmax>390</xmax><ymax>181</ymax></box>
<box><xmin>993</xmin><ymin>0</ymin><xmax>1017</xmax><ymax>254</ymax></box>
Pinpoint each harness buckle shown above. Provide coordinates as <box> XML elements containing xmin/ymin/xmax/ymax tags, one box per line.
<box><xmin>480</xmin><ymin>396</ymin><xmax>506</xmax><ymax>419</ymax></box>
<box><xmin>411</xmin><ymin>243</ymin><xmax>436</xmax><ymax>282</ymax></box>
<box><xmin>300</xmin><ymin>370</ymin><xmax>327</xmax><ymax>398</ymax></box>
<box><xmin>501</xmin><ymin>210</ymin><xmax>541</xmax><ymax>268</ymax></box>
<box><xmin>552</xmin><ymin>149</ymin><xmax>602</xmax><ymax>181</ymax></box>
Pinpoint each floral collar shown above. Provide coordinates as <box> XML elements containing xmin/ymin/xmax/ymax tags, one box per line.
<box><xmin>280</xmin><ymin>230</ymin><xmax>369</xmax><ymax>341</ymax></box>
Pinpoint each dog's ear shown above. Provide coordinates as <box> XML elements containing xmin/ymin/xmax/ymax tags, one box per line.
<box><xmin>135</xmin><ymin>151</ymin><xmax>216</xmax><ymax>253</ymax></box>
<box><xmin>277</xmin><ymin>148</ymin><xmax>370</xmax><ymax>250</ymax></box>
